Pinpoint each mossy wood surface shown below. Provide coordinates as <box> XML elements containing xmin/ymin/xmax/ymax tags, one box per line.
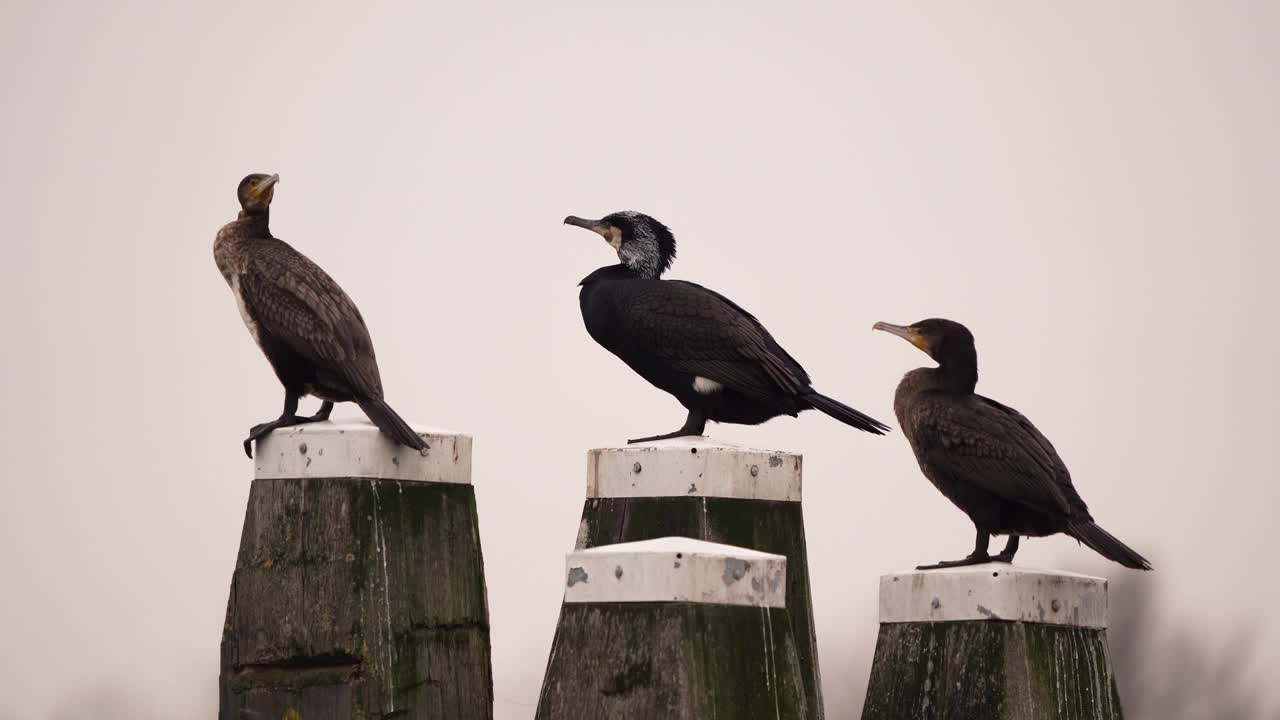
<box><xmin>536</xmin><ymin>603</ymin><xmax>808</xmax><ymax>720</ymax></box>
<box><xmin>219</xmin><ymin>477</ymin><xmax>493</xmax><ymax>720</ymax></box>
<box><xmin>578</xmin><ymin>496</ymin><xmax>823</xmax><ymax>719</ymax></box>
<box><xmin>861</xmin><ymin>621</ymin><xmax>1123</xmax><ymax>720</ymax></box>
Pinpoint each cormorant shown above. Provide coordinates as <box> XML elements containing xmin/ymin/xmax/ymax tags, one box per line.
<box><xmin>214</xmin><ymin>173</ymin><xmax>428</xmax><ymax>458</ymax></box>
<box><xmin>564</xmin><ymin>211</ymin><xmax>889</xmax><ymax>443</ymax></box>
<box><xmin>873</xmin><ymin>318</ymin><xmax>1151</xmax><ymax>570</ymax></box>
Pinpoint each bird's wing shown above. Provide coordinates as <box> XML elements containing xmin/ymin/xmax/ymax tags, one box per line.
<box><xmin>612</xmin><ymin>280</ymin><xmax>811</xmax><ymax>399</ymax></box>
<box><xmin>908</xmin><ymin>393</ymin><xmax>1074</xmax><ymax>515</ymax></box>
<box><xmin>978</xmin><ymin>396</ymin><xmax>1090</xmax><ymax>514</ymax></box>
<box><xmin>238</xmin><ymin>238</ymin><xmax>384</xmax><ymax>398</ymax></box>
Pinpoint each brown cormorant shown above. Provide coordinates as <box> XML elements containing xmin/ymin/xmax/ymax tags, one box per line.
<box><xmin>214</xmin><ymin>173</ymin><xmax>428</xmax><ymax>458</ymax></box>
<box><xmin>873</xmin><ymin>318</ymin><xmax>1151</xmax><ymax>570</ymax></box>
<box><xmin>564</xmin><ymin>211</ymin><xmax>889</xmax><ymax>443</ymax></box>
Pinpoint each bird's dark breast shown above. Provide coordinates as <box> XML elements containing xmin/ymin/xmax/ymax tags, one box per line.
<box><xmin>580</xmin><ymin>284</ymin><xmax>700</xmax><ymax>404</ymax></box>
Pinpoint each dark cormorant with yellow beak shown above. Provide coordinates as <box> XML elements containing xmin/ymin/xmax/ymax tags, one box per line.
<box><xmin>564</xmin><ymin>211</ymin><xmax>889</xmax><ymax>443</ymax></box>
<box><xmin>214</xmin><ymin>173</ymin><xmax>428</xmax><ymax>458</ymax></box>
<box><xmin>873</xmin><ymin>318</ymin><xmax>1151</xmax><ymax>570</ymax></box>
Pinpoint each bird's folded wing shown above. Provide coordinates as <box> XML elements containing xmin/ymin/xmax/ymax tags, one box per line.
<box><xmin>615</xmin><ymin>280</ymin><xmax>811</xmax><ymax>399</ymax></box>
<box><xmin>239</xmin><ymin>243</ymin><xmax>384</xmax><ymax>399</ymax></box>
<box><xmin>979</xmin><ymin>396</ymin><xmax>1088</xmax><ymax>513</ymax></box>
<box><xmin>912</xmin><ymin>396</ymin><xmax>1073</xmax><ymax>515</ymax></box>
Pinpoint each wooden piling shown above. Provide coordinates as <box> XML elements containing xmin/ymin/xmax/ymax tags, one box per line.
<box><xmin>218</xmin><ymin>421</ymin><xmax>493</xmax><ymax>720</ymax></box>
<box><xmin>536</xmin><ymin>537</ymin><xmax>809</xmax><ymax>720</ymax></box>
<box><xmin>861</xmin><ymin>563</ymin><xmax>1124</xmax><ymax>720</ymax></box>
<box><xmin>573</xmin><ymin>437</ymin><xmax>825</xmax><ymax>719</ymax></box>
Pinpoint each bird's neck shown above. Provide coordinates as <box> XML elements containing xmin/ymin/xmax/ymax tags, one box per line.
<box><xmin>617</xmin><ymin>246</ymin><xmax>668</xmax><ymax>279</ymax></box>
<box><xmin>622</xmin><ymin>262</ymin><xmax>654</xmax><ymax>279</ymax></box>
<box><xmin>235</xmin><ymin>208</ymin><xmax>271</xmax><ymax>235</ymax></box>
<box><xmin>620</xmin><ymin>259</ymin><xmax>661</xmax><ymax>280</ymax></box>
<box><xmin>605</xmin><ymin>263</ymin><xmax>646</xmax><ymax>280</ymax></box>
<box><xmin>931</xmin><ymin>360</ymin><xmax>978</xmax><ymax>393</ymax></box>
<box><xmin>579</xmin><ymin>264</ymin><xmax>642</xmax><ymax>288</ymax></box>
<box><xmin>897</xmin><ymin>359</ymin><xmax>978</xmax><ymax>398</ymax></box>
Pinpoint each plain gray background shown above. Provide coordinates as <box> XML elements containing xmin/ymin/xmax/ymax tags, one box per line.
<box><xmin>2</xmin><ymin>2</ymin><xmax>1277</xmax><ymax>718</ymax></box>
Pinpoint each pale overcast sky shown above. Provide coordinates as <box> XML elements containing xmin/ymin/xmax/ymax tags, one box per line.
<box><xmin>1</xmin><ymin>2</ymin><xmax>1277</xmax><ymax>718</ymax></box>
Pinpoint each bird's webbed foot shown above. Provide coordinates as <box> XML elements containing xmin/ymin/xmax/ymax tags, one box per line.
<box><xmin>916</xmin><ymin>552</ymin><xmax>994</xmax><ymax>570</ymax></box>
<box><xmin>243</xmin><ymin>401</ymin><xmax>337</xmax><ymax>457</ymax></box>
<box><xmin>243</xmin><ymin>392</ymin><xmax>329</xmax><ymax>458</ymax></box>
<box><xmin>917</xmin><ymin>528</ymin><xmax>1002</xmax><ymax>570</ymax></box>
<box><xmin>627</xmin><ymin>409</ymin><xmax>707</xmax><ymax>444</ymax></box>
<box><xmin>627</xmin><ymin>428</ymin><xmax>706</xmax><ymax>444</ymax></box>
<box><xmin>305</xmin><ymin>401</ymin><xmax>334</xmax><ymax>423</ymax></box>
<box><xmin>990</xmin><ymin>535</ymin><xmax>1020</xmax><ymax>564</ymax></box>
<box><xmin>243</xmin><ymin>415</ymin><xmax>307</xmax><ymax>458</ymax></box>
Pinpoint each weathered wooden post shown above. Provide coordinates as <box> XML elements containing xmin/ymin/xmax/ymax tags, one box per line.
<box><xmin>536</xmin><ymin>536</ymin><xmax>810</xmax><ymax>719</ymax></box>
<box><xmin>861</xmin><ymin>564</ymin><xmax>1123</xmax><ymax>720</ymax></box>
<box><xmin>219</xmin><ymin>420</ymin><xmax>493</xmax><ymax>720</ymax></box>
<box><xmin>573</xmin><ymin>437</ymin><xmax>825</xmax><ymax>718</ymax></box>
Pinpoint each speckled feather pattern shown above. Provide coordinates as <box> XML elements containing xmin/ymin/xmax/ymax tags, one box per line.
<box><xmin>214</xmin><ymin>213</ymin><xmax>385</xmax><ymax>401</ymax></box>
<box><xmin>894</xmin><ymin>369</ymin><xmax>1089</xmax><ymax>520</ymax></box>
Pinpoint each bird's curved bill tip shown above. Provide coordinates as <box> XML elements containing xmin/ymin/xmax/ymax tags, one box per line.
<box><xmin>874</xmin><ymin>321</ymin><xmax>929</xmax><ymax>351</ymax></box>
<box><xmin>873</xmin><ymin>321</ymin><xmax>908</xmax><ymax>334</ymax></box>
<box><xmin>873</xmin><ymin>321</ymin><xmax>914</xmax><ymax>338</ymax></box>
<box><xmin>250</xmin><ymin>174</ymin><xmax>280</xmax><ymax>200</ymax></box>
<box><xmin>563</xmin><ymin>215</ymin><xmax>600</xmax><ymax>230</ymax></box>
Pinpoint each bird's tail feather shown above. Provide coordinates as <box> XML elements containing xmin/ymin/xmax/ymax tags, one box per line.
<box><xmin>1068</xmin><ymin>521</ymin><xmax>1152</xmax><ymax>570</ymax></box>
<box><xmin>358</xmin><ymin>398</ymin><xmax>430</xmax><ymax>454</ymax></box>
<box><xmin>802</xmin><ymin>392</ymin><xmax>891</xmax><ymax>435</ymax></box>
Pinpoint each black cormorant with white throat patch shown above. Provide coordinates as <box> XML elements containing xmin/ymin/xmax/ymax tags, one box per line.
<box><xmin>873</xmin><ymin>318</ymin><xmax>1151</xmax><ymax>570</ymax></box>
<box><xmin>214</xmin><ymin>173</ymin><xmax>428</xmax><ymax>458</ymax></box>
<box><xmin>564</xmin><ymin>211</ymin><xmax>889</xmax><ymax>443</ymax></box>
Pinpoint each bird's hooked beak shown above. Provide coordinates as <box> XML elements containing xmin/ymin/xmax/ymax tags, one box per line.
<box><xmin>873</xmin><ymin>321</ymin><xmax>930</xmax><ymax>353</ymax></box>
<box><xmin>249</xmin><ymin>174</ymin><xmax>280</xmax><ymax>205</ymax></box>
<box><xmin>256</xmin><ymin>173</ymin><xmax>280</xmax><ymax>196</ymax></box>
<box><xmin>564</xmin><ymin>215</ymin><xmax>622</xmax><ymax>249</ymax></box>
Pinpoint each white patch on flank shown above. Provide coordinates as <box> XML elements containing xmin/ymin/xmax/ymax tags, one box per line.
<box><xmin>230</xmin><ymin>274</ymin><xmax>261</xmax><ymax>345</ymax></box>
<box><xmin>693</xmin><ymin>376</ymin><xmax>723</xmax><ymax>394</ymax></box>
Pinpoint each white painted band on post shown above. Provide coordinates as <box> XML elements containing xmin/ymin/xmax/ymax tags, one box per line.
<box><xmin>563</xmin><ymin>536</ymin><xmax>787</xmax><ymax>608</ymax></box>
<box><xmin>587</xmin><ymin>437</ymin><xmax>801</xmax><ymax>502</ymax></box>
<box><xmin>253</xmin><ymin>419</ymin><xmax>472</xmax><ymax>484</ymax></box>
<box><xmin>878</xmin><ymin>564</ymin><xmax>1108</xmax><ymax>629</ymax></box>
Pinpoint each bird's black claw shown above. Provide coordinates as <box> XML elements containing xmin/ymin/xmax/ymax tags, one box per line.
<box><xmin>243</xmin><ymin>438</ymin><xmax>254</xmax><ymax>459</ymax></box>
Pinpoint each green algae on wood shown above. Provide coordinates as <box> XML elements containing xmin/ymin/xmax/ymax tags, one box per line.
<box><xmin>861</xmin><ymin>621</ymin><xmax>1124</xmax><ymax>720</ymax></box>
<box><xmin>536</xmin><ymin>603</ymin><xmax>809</xmax><ymax>720</ymax></box>
<box><xmin>577</xmin><ymin>496</ymin><xmax>824</xmax><ymax>719</ymax></box>
<box><xmin>219</xmin><ymin>477</ymin><xmax>493</xmax><ymax>720</ymax></box>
